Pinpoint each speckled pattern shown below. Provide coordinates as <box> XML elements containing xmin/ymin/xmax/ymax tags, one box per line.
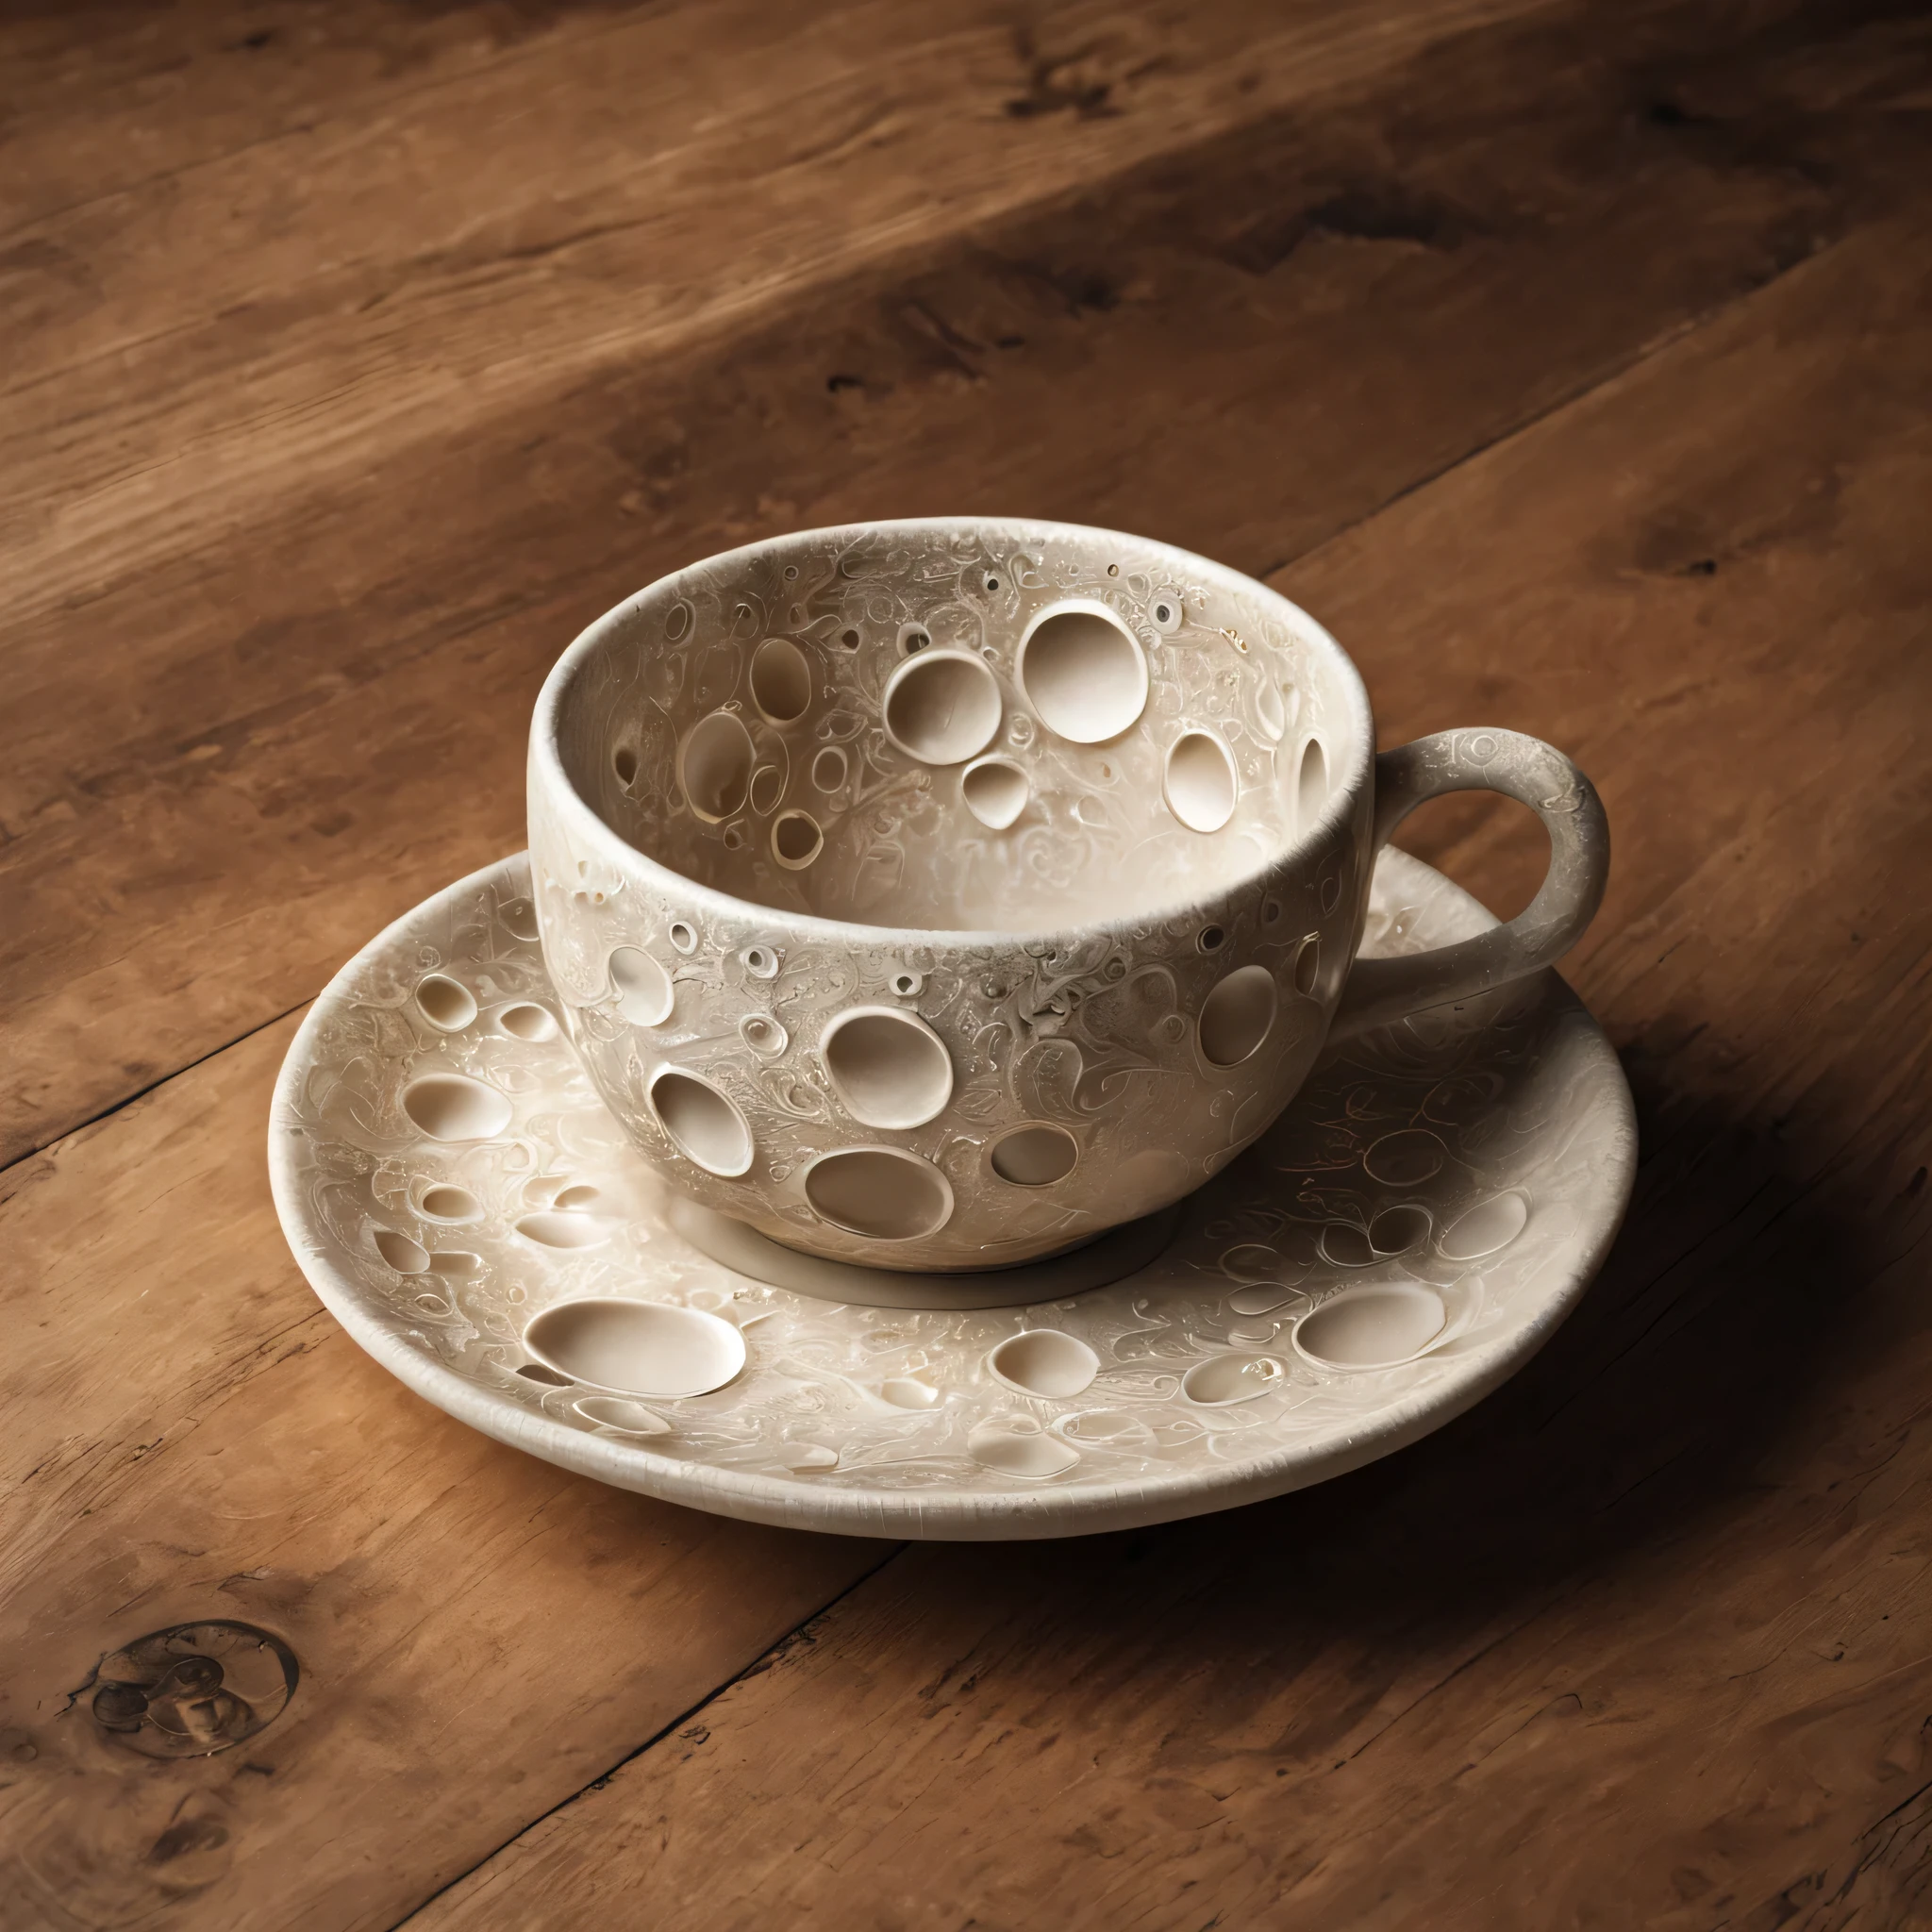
<box><xmin>268</xmin><ymin>848</ymin><xmax>1635</xmax><ymax>1540</ymax></box>
<box><xmin>528</xmin><ymin>519</ymin><xmax>1607</xmax><ymax>1270</ymax></box>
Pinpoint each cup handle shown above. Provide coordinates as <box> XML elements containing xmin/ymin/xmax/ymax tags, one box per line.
<box><xmin>1327</xmin><ymin>727</ymin><xmax>1610</xmax><ymax>1042</ymax></box>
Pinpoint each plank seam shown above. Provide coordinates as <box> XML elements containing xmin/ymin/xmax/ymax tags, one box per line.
<box><xmin>384</xmin><ymin>1539</ymin><xmax>908</xmax><ymax>1930</ymax></box>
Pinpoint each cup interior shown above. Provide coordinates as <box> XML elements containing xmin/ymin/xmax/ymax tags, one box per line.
<box><xmin>544</xmin><ymin>521</ymin><xmax>1362</xmax><ymax>932</ymax></box>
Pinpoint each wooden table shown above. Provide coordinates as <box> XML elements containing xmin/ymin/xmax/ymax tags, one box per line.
<box><xmin>4</xmin><ymin>1</ymin><xmax>1929</xmax><ymax>1924</ymax></box>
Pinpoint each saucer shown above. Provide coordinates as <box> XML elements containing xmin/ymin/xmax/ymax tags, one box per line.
<box><xmin>269</xmin><ymin>851</ymin><xmax>1634</xmax><ymax>1540</ymax></box>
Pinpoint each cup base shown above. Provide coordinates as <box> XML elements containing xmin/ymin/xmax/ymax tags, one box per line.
<box><xmin>665</xmin><ymin>1196</ymin><xmax>1185</xmax><ymax>1310</ymax></box>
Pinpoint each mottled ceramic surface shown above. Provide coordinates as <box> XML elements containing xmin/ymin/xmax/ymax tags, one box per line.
<box><xmin>530</xmin><ymin>518</ymin><xmax>1384</xmax><ymax>1268</ymax></box>
<box><xmin>268</xmin><ymin>850</ymin><xmax>1636</xmax><ymax>1541</ymax></box>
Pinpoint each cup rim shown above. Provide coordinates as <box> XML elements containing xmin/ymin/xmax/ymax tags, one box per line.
<box><xmin>530</xmin><ymin>516</ymin><xmax>1375</xmax><ymax>948</ymax></box>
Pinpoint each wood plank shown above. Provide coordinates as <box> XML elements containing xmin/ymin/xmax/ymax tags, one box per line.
<box><xmin>0</xmin><ymin>1016</ymin><xmax>890</xmax><ymax>1932</ymax></box>
<box><xmin>1</xmin><ymin>0</ymin><xmax>1536</xmax><ymax>625</ymax></box>
<box><xmin>398</xmin><ymin>198</ymin><xmax>1932</xmax><ymax>1932</ymax></box>
<box><xmin>8</xmin><ymin>0</ymin><xmax>1924</xmax><ymax>1163</ymax></box>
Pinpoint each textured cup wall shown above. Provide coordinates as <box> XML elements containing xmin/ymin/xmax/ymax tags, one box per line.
<box><xmin>529</xmin><ymin>519</ymin><xmax>1374</xmax><ymax>1270</ymax></box>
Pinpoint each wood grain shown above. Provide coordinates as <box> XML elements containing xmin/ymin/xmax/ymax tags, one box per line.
<box><xmin>0</xmin><ymin>1016</ymin><xmax>889</xmax><ymax>1932</ymax></box>
<box><xmin>402</xmin><ymin>196</ymin><xmax>1932</xmax><ymax>1932</ymax></box>
<box><xmin>3</xmin><ymin>3</ymin><xmax>1929</xmax><ymax>1927</ymax></box>
<box><xmin>8</xmin><ymin>0</ymin><xmax>1924</xmax><ymax>1163</ymax></box>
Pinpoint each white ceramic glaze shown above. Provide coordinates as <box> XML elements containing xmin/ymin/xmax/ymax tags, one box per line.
<box><xmin>528</xmin><ymin>519</ymin><xmax>1609</xmax><ymax>1269</ymax></box>
<box><xmin>267</xmin><ymin>849</ymin><xmax>1636</xmax><ymax>1541</ymax></box>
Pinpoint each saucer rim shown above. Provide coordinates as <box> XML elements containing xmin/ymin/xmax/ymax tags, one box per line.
<box><xmin>268</xmin><ymin>849</ymin><xmax>1637</xmax><ymax>1541</ymax></box>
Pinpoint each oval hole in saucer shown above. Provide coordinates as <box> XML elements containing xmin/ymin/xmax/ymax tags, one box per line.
<box><xmin>574</xmin><ymin>1393</ymin><xmax>672</xmax><ymax>1436</ymax></box>
<box><xmin>373</xmin><ymin>1229</ymin><xmax>428</xmax><ymax>1274</ymax></box>
<box><xmin>967</xmin><ymin>1416</ymin><xmax>1079</xmax><ymax>1477</ymax></box>
<box><xmin>1441</xmin><ymin>1191</ymin><xmax>1529</xmax><ymax>1259</ymax></box>
<box><xmin>514</xmin><ymin>1212</ymin><xmax>610</xmax><ymax>1251</ymax></box>
<box><xmin>1293</xmin><ymin>1283</ymin><xmax>1446</xmax><ymax>1372</ymax></box>
<box><xmin>495</xmin><ymin>1002</ymin><xmax>557</xmax><ymax>1042</ymax></box>
<box><xmin>1181</xmin><ymin>1354</ymin><xmax>1283</xmax><ymax>1407</ymax></box>
<box><xmin>415</xmin><ymin>974</ymin><xmax>476</xmax><ymax>1032</ymax></box>
<box><xmin>525</xmin><ymin>1299</ymin><xmax>745</xmax><ymax>1400</ymax></box>
<box><xmin>402</xmin><ymin>1074</ymin><xmax>512</xmax><ymax>1142</ymax></box>
<box><xmin>420</xmin><ymin>1185</ymin><xmax>482</xmax><ymax>1224</ymax></box>
<box><xmin>988</xmin><ymin>1329</ymin><xmax>1098</xmax><ymax>1399</ymax></box>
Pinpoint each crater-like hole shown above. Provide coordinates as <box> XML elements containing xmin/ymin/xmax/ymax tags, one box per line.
<box><xmin>803</xmin><ymin>1147</ymin><xmax>953</xmax><ymax>1241</ymax></box>
<box><xmin>500</xmin><ymin>897</ymin><xmax>541</xmax><ymax>941</ymax></box>
<box><xmin>515</xmin><ymin>1212</ymin><xmax>610</xmax><ymax>1250</ymax></box>
<box><xmin>420</xmin><ymin>1185</ymin><xmax>482</xmax><ymax>1224</ymax></box>
<box><xmin>415</xmin><ymin>974</ymin><xmax>476</xmax><ymax>1032</ymax></box>
<box><xmin>1198</xmin><ymin>964</ymin><xmax>1277</xmax><ymax>1067</ymax></box>
<box><xmin>1164</xmin><ymin>729</ymin><xmax>1239</xmax><ymax>833</ymax></box>
<box><xmin>610</xmin><ymin>947</ymin><xmax>674</xmax><ymax>1026</ymax></box>
<box><xmin>967</xmin><ymin>1417</ymin><xmax>1078</xmax><ymax>1477</ymax></box>
<box><xmin>648</xmin><ymin>1069</ymin><xmax>755</xmax><ymax>1177</ymax></box>
<box><xmin>748</xmin><ymin>763</ymin><xmax>785</xmax><ymax>816</ymax></box>
<box><xmin>1294</xmin><ymin>1284</ymin><xmax>1445</xmax><ymax>1371</ymax></box>
<box><xmin>1441</xmin><ymin>1191</ymin><xmax>1529</xmax><ymax>1259</ymax></box>
<box><xmin>429</xmin><ymin>1250</ymin><xmax>480</xmax><ymax>1276</ymax></box>
<box><xmin>988</xmin><ymin>1329</ymin><xmax>1098</xmax><ymax>1398</ymax></box>
<box><xmin>990</xmin><ymin>1124</ymin><xmax>1078</xmax><ymax>1187</ymax></box>
<box><xmin>525</xmin><ymin>1299</ymin><xmax>746</xmax><ymax>1399</ymax></box>
<box><xmin>574</xmin><ymin>1393</ymin><xmax>671</xmax><ymax>1435</ymax></box>
<box><xmin>402</xmin><ymin>1074</ymin><xmax>512</xmax><ymax>1142</ymax></box>
<box><xmin>1198</xmin><ymin>925</ymin><xmax>1225</xmax><ymax>953</ymax></box>
<box><xmin>821</xmin><ymin>1007</ymin><xmax>953</xmax><ymax>1129</ymax></box>
<box><xmin>750</xmin><ymin>637</ymin><xmax>813</xmax><ymax>723</ymax></box>
<box><xmin>810</xmin><ymin>746</ymin><xmax>847</xmax><ymax>792</ymax></box>
<box><xmin>678</xmin><ymin>709</ymin><xmax>755</xmax><ymax>822</ymax></box>
<box><xmin>496</xmin><ymin>1002</ymin><xmax>558</xmax><ymax>1042</ymax></box>
<box><xmin>960</xmin><ymin>756</ymin><xmax>1030</xmax><ymax>831</ymax></box>
<box><xmin>1370</xmin><ymin>1205</ymin><xmax>1431</xmax><ymax>1255</ymax></box>
<box><xmin>1017</xmin><ymin>604</ymin><xmax>1148</xmax><ymax>743</ymax></box>
<box><xmin>552</xmin><ymin>1184</ymin><xmax>602</xmax><ymax>1211</ymax></box>
<box><xmin>1181</xmin><ymin>1354</ymin><xmax>1283</xmax><ymax>1407</ymax></box>
<box><xmin>1255</xmin><ymin>678</ymin><xmax>1286</xmax><ymax>742</ymax></box>
<box><xmin>1297</xmin><ymin>736</ymin><xmax>1329</xmax><ymax>828</ymax></box>
<box><xmin>374</xmin><ymin>1229</ymin><xmax>429</xmax><ymax>1274</ymax></box>
<box><xmin>1293</xmin><ymin>934</ymin><xmax>1321</xmax><ymax>998</ymax></box>
<box><xmin>669</xmin><ymin>921</ymin><xmax>698</xmax><ymax>955</ymax></box>
<box><xmin>773</xmin><ymin>810</ymin><xmax>824</xmax><ymax>870</ymax></box>
<box><xmin>613</xmin><ymin>744</ymin><xmax>639</xmax><ymax>787</ymax></box>
<box><xmin>882</xmin><ymin>651</ymin><xmax>1003</xmax><ymax>766</ymax></box>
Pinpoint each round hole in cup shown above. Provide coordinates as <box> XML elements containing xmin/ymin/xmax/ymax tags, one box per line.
<box><xmin>1197</xmin><ymin>925</ymin><xmax>1226</xmax><ymax>954</ymax></box>
<box><xmin>772</xmin><ymin>809</ymin><xmax>824</xmax><ymax>871</ymax></box>
<box><xmin>749</xmin><ymin>637</ymin><xmax>812</xmax><ymax>724</ymax></box>
<box><xmin>897</xmin><ymin>622</ymin><xmax>931</xmax><ymax>656</ymax></box>
<box><xmin>613</xmin><ymin>744</ymin><xmax>639</xmax><ymax>787</ymax></box>
<box><xmin>1163</xmin><ymin>729</ymin><xmax>1239</xmax><ymax>833</ymax></box>
<box><xmin>415</xmin><ymin>974</ymin><xmax>476</xmax><ymax>1032</ymax></box>
<box><xmin>1016</xmin><ymin>602</ymin><xmax>1149</xmax><ymax>744</ymax></box>
<box><xmin>609</xmin><ymin>947</ymin><xmax>674</xmax><ymax>1026</ymax></box>
<box><xmin>821</xmin><ymin>1007</ymin><xmax>953</xmax><ymax>1129</ymax></box>
<box><xmin>960</xmin><ymin>756</ymin><xmax>1029</xmax><ymax>831</ymax></box>
<box><xmin>647</xmin><ymin>1068</ymin><xmax>755</xmax><ymax>1177</ymax></box>
<box><xmin>668</xmin><ymin>921</ymin><xmax>698</xmax><ymax>956</ymax></box>
<box><xmin>881</xmin><ymin>650</ymin><xmax>1004</xmax><ymax>766</ymax></box>
<box><xmin>525</xmin><ymin>1299</ymin><xmax>745</xmax><ymax>1400</ymax></box>
<box><xmin>664</xmin><ymin>600</ymin><xmax>693</xmax><ymax>643</ymax></box>
<box><xmin>402</xmin><ymin>1074</ymin><xmax>512</xmax><ymax>1142</ymax></box>
<box><xmin>743</xmin><ymin>944</ymin><xmax>779</xmax><ymax>980</ymax></box>
<box><xmin>990</xmin><ymin>1124</ymin><xmax>1078</xmax><ymax>1187</ymax></box>
<box><xmin>1198</xmin><ymin>964</ymin><xmax>1277</xmax><ymax>1067</ymax></box>
<box><xmin>988</xmin><ymin>1329</ymin><xmax>1098</xmax><ymax>1399</ymax></box>
<box><xmin>802</xmin><ymin>1146</ymin><xmax>953</xmax><ymax>1241</ymax></box>
<box><xmin>1293</xmin><ymin>1283</ymin><xmax>1446</xmax><ymax>1371</ymax></box>
<box><xmin>678</xmin><ymin>710</ymin><xmax>755</xmax><ymax>822</ymax></box>
<box><xmin>811</xmin><ymin>746</ymin><xmax>847</xmax><ymax>792</ymax></box>
<box><xmin>1149</xmin><ymin>591</ymin><xmax>1182</xmax><ymax>634</ymax></box>
<box><xmin>1293</xmin><ymin>934</ymin><xmax>1321</xmax><ymax>998</ymax></box>
<box><xmin>1297</xmin><ymin>736</ymin><xmax>1329</xmax><ymax>828</ymax></box>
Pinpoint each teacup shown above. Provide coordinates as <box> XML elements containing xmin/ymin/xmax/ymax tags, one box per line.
<box><xmin>528</xmin><ymin>518</ymin><xmax>1607</xmax><ymax>1270</ymax></box>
